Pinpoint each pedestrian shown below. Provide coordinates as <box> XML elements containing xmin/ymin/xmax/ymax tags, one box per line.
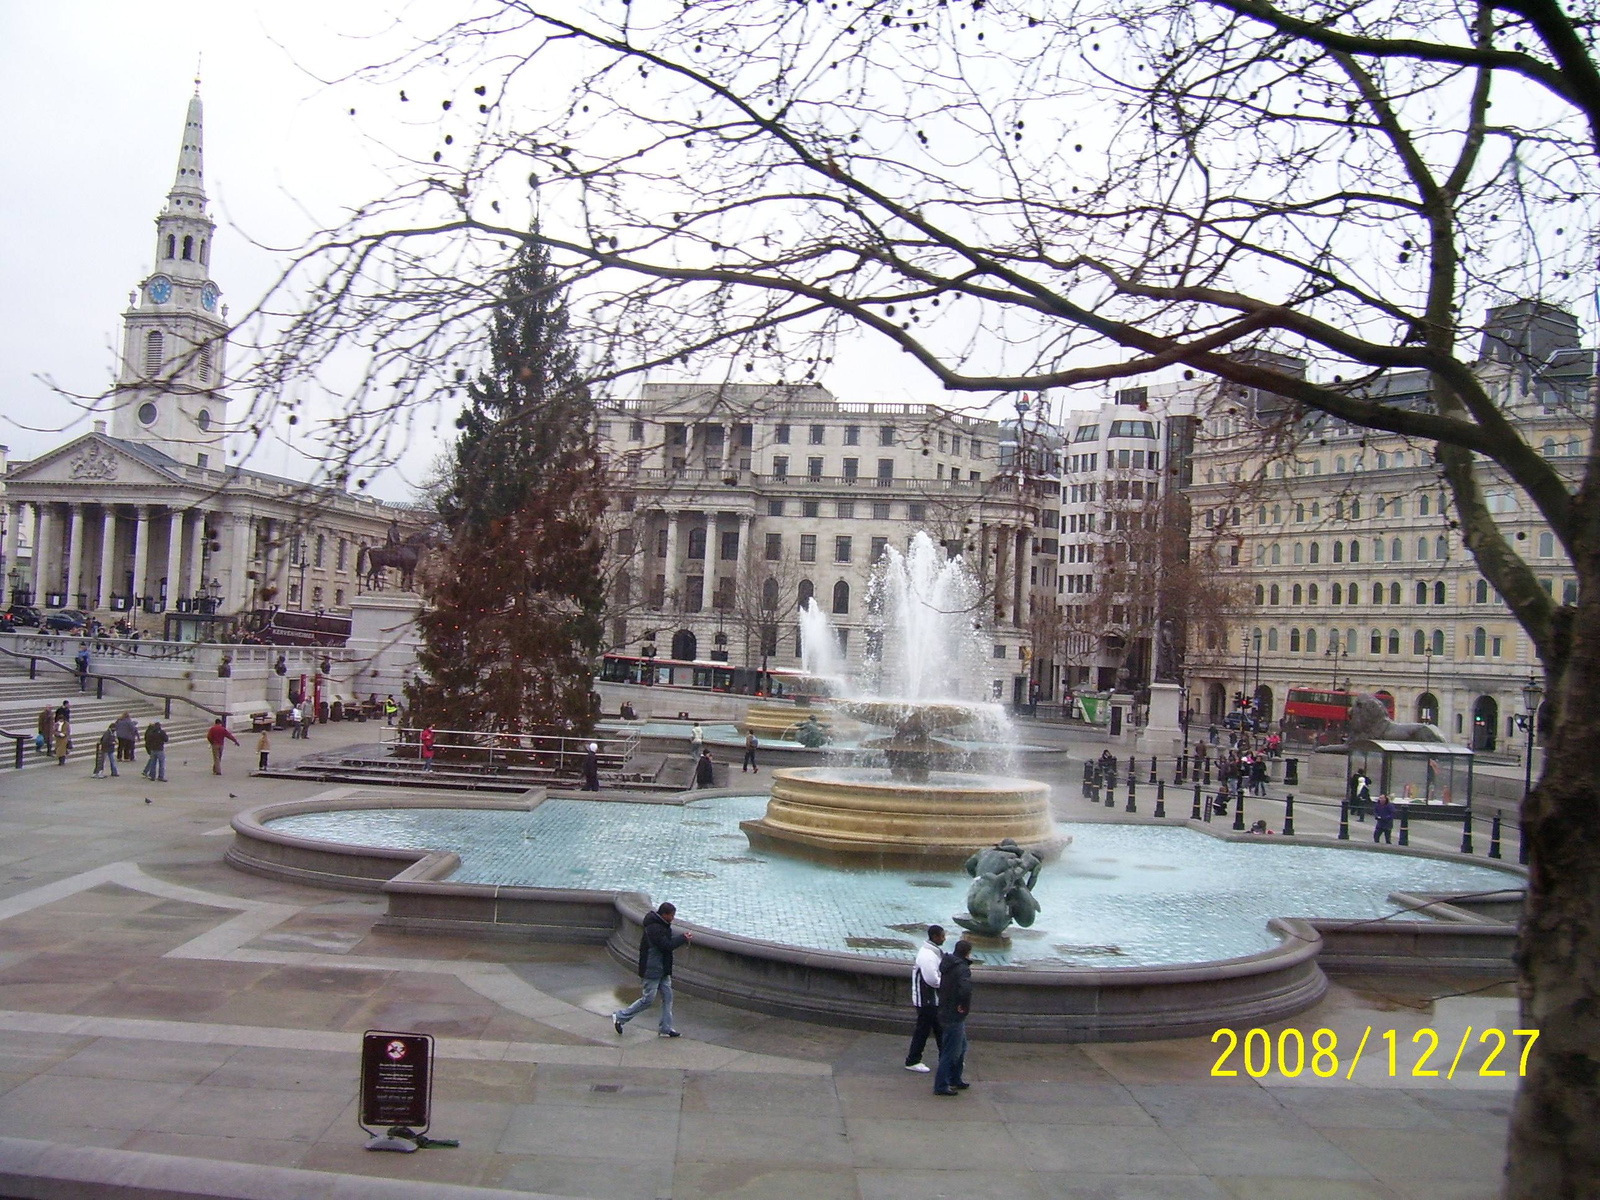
<box><xmin>299</xmin><ymin>704</ymin><xmax>313</xmax><ymax>740</ymax></box>
<box><xmin>1350</xmin><ymin>771</ymin><xmax>1372</xmax><ymax>822</ymax></box>
<box><xmin>115</xmin><ymin>712</ymin><xmax>138</xmax><ymax>762</ymax></box>
<box><xmin>35</xmin><ymin>706</ymin><xmax>52</xmax><ymax>755</ymax></box>
<box><xmin>1372</xmin><ymin>794</ymin><xmax>1397</xmax><ymax>844</ymax></box>
<box><xmin>384</xmin><ymin>695</ymin><xmax>398</xmax><ymax>726</ymax></box>
<box><xmin>420</xmin><ymin>725</ymin><xmax>435</xmax><ymax>770</ymax></box>
<box><xmin>1208</xmin><ymin>723</ymin><xmax>1219</xmax><ymax>745</ymax></box>
<box><xmin>53</xmin><ymin>714</ymin><xmax>72</xmax><ymax>767</ymax></box>
<box><xmin>1250</xmin><ymin>755</ymin><xmax>1267</xmax><ymax>797</ymax></box>
<box><xmin>694</xmin><ymin>748</ymin><xmax>715</xmax><ymax>788</ymax></box>
<box><xmin>933</xmin><ymin>938</ymin><xmax>973</xmax><ymax>1096</ymax></box>
<box><xmin>257</xmin><ymin>728</ymin><xmax>271</xmax><ymax>772</ymax></box>
<box><xmin>904</xmin><ymin>924</ymin><xmax>945</xmax><ymax>1073</ymax></box>
<box><xmin>74</xmin><ymin>644</ymin><xmax>90</xmax><ymax>692</ymax></box>
<box><xmin>206</xmin><ymin>718</ymin><xmax>240</xmax><ymax>775</ymax></box>
<box><xmin>611</xmin><ymin>901</ymin><xmax>692</xmax><ymax>1037</ymax></box>
<box><xmin>582</xmin><ymin>741</ymin><xmax>601</xmax><ymax>791</ymax></box>
<box><xmin>742</xmin><ymin>731</ymin><xmax>759</xmax><ymax>774</ymax></box>
<box><xmin>94</xmin><ymin>723</ymin><xmax>119</xmax><ymax>778</ymax></box>
<box><xmin>142</xmin><ymin>722</ymin><xmax>169</xmax><ymax>782</ymax></box>
<box><xmin>689</xmin><ymin>722</ymin><xmax>705</xmax><ymax>759</ymax></box>
<box><xmin>289</xmin><ymin>704</ymin><xmax>303</xmax><ymax>739</ymax></box>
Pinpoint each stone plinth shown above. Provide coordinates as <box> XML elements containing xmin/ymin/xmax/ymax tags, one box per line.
<box><xmin>346</xmin><ymin>591</ymin><xmax>424</xmax><ymax>700</ymax></box>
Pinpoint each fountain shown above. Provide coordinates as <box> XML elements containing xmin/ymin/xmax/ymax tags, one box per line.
<box><xmin>739</xmin><ymin>533</ymin><xmax>1062</xmax><ymax>866</ymax></box>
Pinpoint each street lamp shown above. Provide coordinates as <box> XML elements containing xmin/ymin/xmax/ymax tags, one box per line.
<box><xmin>1251</xmin><ymin>628</ymin><xmax>1263</xmax><ymax>710</ymax></box>
<box><xmin>1421</xmin><ymin>647</ymin><xmax>1437</xmax><ymax>723</ymax></box>
<box><xmin>1514</xmin><ymin>675</ymin><xmax>1544</xmax><ymax>809</ymax></box>
<box><xmin>1324</xmin><ymin>641</ymin><xmax>1347</xmax><ymax>692</ymax></box>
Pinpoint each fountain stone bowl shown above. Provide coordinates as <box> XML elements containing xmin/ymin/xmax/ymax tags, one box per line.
<box><xmin>741</xmin><ymin>765</ymin><xmax>1066</xmax><ymax>868</ymax></box>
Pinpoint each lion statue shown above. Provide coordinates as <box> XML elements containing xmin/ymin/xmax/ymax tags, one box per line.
<box><xmin>1347</xmin><ymin>693</ymin><xmax>1445</xmax><ymax>743</ymax></box>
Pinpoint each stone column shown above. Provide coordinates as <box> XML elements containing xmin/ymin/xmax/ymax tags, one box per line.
<box><xmin>3</xmin><ymin>504</ymin><xmax>20</xmax><ymax>596</ymax></box>
<box><xmin>1014</xmin><ymin>527</ymin><xmax>1028</xmax><ymax>629</ymax></box>
<box><xmin>664</xmin><ymin>511</ymin><xmax>681</xmax><ymax>612</ymax></box>
<box><xmin>995</xmin><ymin>524</ymin><xmax>1011</xmax><ymax>625</ymax></box>
<box><xmin>228</xmin><ymin>514</ymin><xmax>252</xmax><ymax>612</ymax></box>
<box><xmin>187</xmin><ymin>510</ymin><xmax>208</xmax><ymax>600</ymax></box>
<box><xmin>130</xmin><ymin>506</ymin><xmax>151</xmax><ymax>617</ymax></box>
<box><xmin>164</xmin><ymin>510</ymin><xmax>184</xmax><ymax>611</ymax></box>
<box><xmin>31</xmin><ymin>506</ymin><xmax>50</xmax><ymax>602</ymax></box>
<box><xmin>98</xmin><ymin>507</ymin><xmax>118</xmax><ymax>610</ymax></box>
<box><xmin>734</xmin><ymin>513</ymin><xmax>750</xmax><ymax>596</ymax></box>
<box><xmin>65</xmin><ymin>504</ymin><xmax>86</xmax><ymax>606</ymax></box>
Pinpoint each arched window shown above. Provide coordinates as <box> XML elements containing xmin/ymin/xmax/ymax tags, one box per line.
<box><xmin>1414</xmin><ymin>630</ymin><xmax>1425</xmax><ymax>655</ymax></box>
<box><xmin>1432</xmin><ymin>629</ymin><xmax>1445</xmax><ymax>655</ymax></box>
<box><xmin>1305</xmin><ymin>629</ymin><xmax>1317</xmax><ymax>653</ymax></box>
<box><xmin>1308</xmin><ymin>583</ymin><xmax>1319</xmax><ymax>604</ymax></box>
<box><xmin>1346</xmin><ymin>627</ymin><xmax>1357</xmax><ymax>653</ymax></box>
<box><xmin>1254</xmin><ymin>584</ymin><xmax>1265</xmax><ymax>605</ymax></box>
<box><xmin>1376</xmin><ymin>495</ymin><xmax>1387</xmax><ymax>516</ymax></box>
<box><xmin>1329</xmin><ymin>629</ymin><xmax>1341</xmax><ymax>652</ymax></box>
<box><xmin>182</xmin><ymin>234</ymin><xmax>194</xmax><ymax>260</ymax></box>
<box><xmin>1371</xmin><ymin>582</ymin><xmax>1383</xmax><ymax>605</ymax></box>
<box><xmin>1332</xmin><ymin>541</ymin><xmax>1343</xmax><ymax>563</ymax></box>
<box><xmin>197</xmin><ymin>346</ymin><xmax>211</xmax><ymax>383</ymax></box>
<box><xmin>1389</xmin><ymin>582</ymin><xmax>1401</xmax><ymax>605</ymax></box>
<box><xmin>1256</xmin><ymin>545</ymin><xmax>1267</xmax><ymax>565</ymax></box>
<box><xmin>1271</xmin><ymin>504</ymin><xmax>1282</xmax><ymax>523</ymax></box>
<box><xmin>1293</xmin><ymin>543</ymin><xmax>1304</xmax><ymax>565</ymax></box>
<box><xmin>1295</xmin><ymin>503</ymin><xmax>1305</xmax><ymax>522</ymax></box>
<box><xmin>1348</xmin><ymin>582</ymin><xmax>1360</xmax><ymax>605</ymax></box>
<box><xmin>1311</xmin><ymin>501</ymin><xmax>1321</xmax><ymax>518</ymax></box>
<box><xmin>1417</xmin><ymin>537</ymin><xmax>1429</xmax><ymax>560</ymax></box>
<box><xmin>798</xmin><ymin>579</ymin><xmax>815</xmax><ymax>609</ymax></box>
<box><xmin>1377</xmin><ymin>453</ymin><xmax>1388</xmax><ymax>471</ymax></box>
<box><xmin>1569</xmin><ymin>438</ymin><xmax>1583</xmax><ymax>457</ymax></box>
<box><xmin>1434</xmin><ymin>581</ymin><xmax>1446</xmax><ymax>605</ymax></box>
<box><xmin>1475</xmin><ymin>579</ymin><xmax>1489</xmax><ymax>604</ymax></box>
<box><xmin>1270</xmin><ymin>544</ymin><xmax>1282</xmax><ymax>565</ymax></box>
<box><xmin>1267</xmin><ymin>628</ymin><xmax>1279</xmax><ymax>651</ymax></box>
<box><xmin>762</xmin><ymin>577</ymin><xmax>779</xmax><ymax>611</ymax></box>
<box><xmin>1349</xmin><ymin>540</ymin><xmax>1360</xmax><ymax>563</ymax></box>
<box><xmin>1435</xmin><ymin>536</ymin><xmax>1448</xmax><ymax>560</ymax></box>
<box><xmin>143</xmin><ymin>331</ymin><xmax>163</xmax><ymax>376</ymax></box>
<box><xmin>1543</xmin><ymin>437</ymin><xmax>1557</xmax><ymax>457</ymax></box>
<box><xmin>1289</xmin><ymin>628</ymin><xmax>1302</xmax><ymax>652</ymax></box>
<box><xmin>1393</xmin><ymin>496</ymin><xmax>1405</xmax><ymax>515</ymax></box>
<box><xmin>1258</xmin><ymin>505</ymin><xmax>1268</xmax><ymax>524</ymax></box>
<box><xmin>165</xmin><ymin>234</ymin><xmax>176</xmax><ymax>259</ymax></box>
<box><xmin>1414</xmin><ymin>581</ymin><xmax>1426</xmax><ymax>605</ymax></box>
<box><xmin>1420</xmin><ymin>495</ymin><xmax>1431</xmax><ymax>516</ymax></box>
<box><xmin>1335</xmin><ymin>499</ymin><xmax>1345</xmax><ymax>520</ymax></box>
<box><xmin>199</xmin><ymin>238</ymin><xmax>208</xmax><ymax>264</ymax></box>
<box><xmin>1350</xmin><ymin>498</ymin><xmax>1361</xmax><ymax>519</ymax></box>
<box><xmin>1391</xmin><ymin>537</ymin><xmax>1403</xmax><ymax>561</ymax></box>
<box><xmin>1538</xmin><ymin>532</ymin><xmax>1554</xmax><ymax>558</ymax></box>
<box><xmin>832</xmin><ymin>580</ymin><xmax>850</xmax><ymax>615</ymax></box>
<box><xmin>1374</xmin><ymin>539</ymin><xmax>1385</xmax><ymax>563</ymax></box>
<box><xmin>1331</xmin><ymin>582</ymin><xmax>1343</xmax><ymax>605</ymax></box>
<box><xmin>1309</xmin><ymin>541</ymin><xmax>1320</xmax><ymax>564</ymax></box>
<box><xmin>1472</xmin><ymin>627</ymin><xmax>1487</xmax><ymax>656</ymax></box>
<box><xmin>1370</xmin><ymin>629</ymin><xmax>1383</xmax><ymax>654</ymax></box>
<box><xmin>1292</xmin><ymin>584</ymin><xmax>1303</xmax><ymax>604</ymax></box>
<box><xmin>1336</xmin><ymin>455</ymin><xmax>1346</xmax><ymax>473</ymax></box>
<box><xmin>1269</xmin><ymin>584</ymin><xmax>1281</xmax><ymax>605</ymax></box>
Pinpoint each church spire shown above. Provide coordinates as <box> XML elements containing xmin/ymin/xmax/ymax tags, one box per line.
<box><xmin>164</xmin><ymin>86</ymin><xmax>207</xmax><ymax>218</ymax></box>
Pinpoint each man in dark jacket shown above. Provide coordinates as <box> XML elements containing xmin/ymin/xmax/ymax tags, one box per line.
<box><xmin>694</xmin><ymin>750</ymin><xmax>716</xmax><ymax>788</ymax></box>
<box><xmin>142</xmin><ymin>722</ymin><xmax>169</xmax><ymax>782</ymax></box>
<box><xmin>611</xmin><ymin>901</ymin><xmax>692</xmax><ymax>1037</ymax></box>
<box><xmin>933</xmin><ymin>939</ymin><xmax>974</xmax><ymax>1095</ymax></box>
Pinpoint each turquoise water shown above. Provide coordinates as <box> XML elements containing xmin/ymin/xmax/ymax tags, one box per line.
<box><xmin>597</xmin><ymin>720</ymin><xmax>1052</xmax><ymax>754</ymax></box>
<box><xmin>268</xmin><ymin>798</ymin><xmax>1521</xmax><ymax>969</ymax></box>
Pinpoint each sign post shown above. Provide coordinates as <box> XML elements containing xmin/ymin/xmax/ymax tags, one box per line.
<box><xmin>359</xmin><ymin>1030</ymin><xmax>449</xmax><ymax>1152</ymax></box>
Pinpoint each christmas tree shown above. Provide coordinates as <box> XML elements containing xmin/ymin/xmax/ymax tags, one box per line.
<box><xmin>406</xmin><ymin>234</ymin><xmax>606</xmax><ymax>736</ymax></box>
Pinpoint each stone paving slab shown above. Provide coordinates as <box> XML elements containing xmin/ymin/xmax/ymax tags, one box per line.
<box><xmin>0</xmin><ymin>712</ymin><xmax>1520</xmax><ymax>1198</ymax></box>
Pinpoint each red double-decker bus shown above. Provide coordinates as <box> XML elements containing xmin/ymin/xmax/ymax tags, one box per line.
<box><xmin>1283</xmin><ymin>688</ymin><xmax>1394</xmax><ymax>746</ymax></box>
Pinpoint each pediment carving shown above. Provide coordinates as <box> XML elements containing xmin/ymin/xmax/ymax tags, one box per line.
<box><xmin>68</xmin><ymin>442</ymin><xmax>120</xmax><ymax>481</ymax></box>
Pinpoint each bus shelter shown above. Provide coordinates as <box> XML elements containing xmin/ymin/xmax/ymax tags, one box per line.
<box><xmin>1347</xmin><ymin>739</ymin><xmax>1476</xmax><ymax>818</ymax></box>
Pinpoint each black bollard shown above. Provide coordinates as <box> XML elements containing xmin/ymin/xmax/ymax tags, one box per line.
<box><xmin>1089</xmin><ymin>779</ymin><xmax>1100</xmax><ymax>805</ymax></box>
<box><xmin>28</xmin><ymin>657</ymin><xmax>36</xmax><ymax>680</ymax></box>
<box><xmin>1233</xmin><ymin>795</ymin><xmax>1247</xmax><ymax>831</ymax></box>
<box><xmin>1284</xmin><ymin>757</ymin><xmax>1299</xmax><ymax>786</ymax></box>
<box><xmin>1125</xmin><ymin>778</ymin><xmax>1137</xmax><ymax>814</ymax></box>
<box><xmin>1154</xmin><ymin>780</ymin><xmax>1167</xmax><ymax>819</ymax></box>
<box><xmin>1191</xmin><ymin>781</ymin><xmax>1203</xmax><ymax>821</ymax></box>
<box><xmin>1488</xmin><ymin>812</ymin><xmax>1503</xmax><ymax>860</ymax></box>
<box><xmin>1398</xmin><ymin>809</ymin><xmax>1410</xmax><ymax>847</ymax></box>
<box><xmin>1236</xmin><ymin>784</ymin><xmax>1247</xmax><ymax>816</ymax></box>
<box><xmin>96</xmin><ymin>676</ymin><xmax>104</xmax><ymax>699</ymax></box>
<box><xmin>1282</xmin><ymin>794</ymin><xmax>1295</xmax><ymax>836</ymax></box>
<box><xmin>1203</xmin><ymin>760</ymin><xmax>1212</xmax><ymax>786</ymax></box>
<box><xmin>1177</xmin><ymin>754</ymin><xmax>1187</xmax><ymax>784</ymax></box>
<box><xmin>1149</xmin><ymin>756</ymin><xmax>1157</xmax><ymax>784</ymax></box>
<box><xmin>1104</xmin><ymin>779</ymin><xmax>1115</xmax><ymax>808</ymax></box>
<box><xmin>13</xmin><ymin>737</ymin><xmax>22</xmax><ymax>770</ymax></box>
<box><xmin>1082</xmin><ymin>761</ymin><xmax>1094</xmax><ymax>800</ymax></box>
<box><xmin>1460</xmin><ymin>810</ymin><xmax>1475</xmax><ymax>855</ymax></box>
<box><xmin>1337</xmin><ymin>801</ymin><xmax>1350</xmax><ymax>840</ymax></box>
<box><xmin>1518</xmin><ymin>821</ymin><xmax>1528</xmax><ymax>865</ymax></box>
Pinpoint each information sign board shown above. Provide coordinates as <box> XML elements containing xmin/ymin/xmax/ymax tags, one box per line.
<box><xmin>360</xmin><ymin>1030</ymin><xmax>433</xmax><ymax>1130</ymax></box>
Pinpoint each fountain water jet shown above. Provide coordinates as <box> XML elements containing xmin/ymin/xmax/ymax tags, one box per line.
<box><xmin>742</xmin><ymin>532</ymin><xmax>1063</xmax><ymax>865</ymax></box>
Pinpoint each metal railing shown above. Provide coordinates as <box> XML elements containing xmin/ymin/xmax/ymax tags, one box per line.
<box><xmin>382</xmin><ymin>726</ymin><xmax>641</xmax><ymax>773</ymax></box>
<box><xmin>0</xmin><ymin>641</ymin><xmax>224</xmax><ymax>723</ymax></box>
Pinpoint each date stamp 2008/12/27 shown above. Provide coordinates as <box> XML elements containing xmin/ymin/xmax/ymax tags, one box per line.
<box><xmin>1210</xmin><ymin>1026</ymin><xmax>1539</xmax><ymax>1080</ymax></box>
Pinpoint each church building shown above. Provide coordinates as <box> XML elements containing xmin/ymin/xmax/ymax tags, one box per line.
<box><xmin>2</xmin><ymin>86</ymin><xmax>401</xmax><ymax>633</ymax></box>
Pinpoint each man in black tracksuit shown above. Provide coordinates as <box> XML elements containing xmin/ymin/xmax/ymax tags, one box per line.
<box><xmin>611</xmin><ymin>901</ymin><xmax>692</xmax><ymax>1037</ymax></box>
<box><xmin>933</xmin><ymin>939</ymin><xmax>974</xmax><ymax>1095</ymax></box>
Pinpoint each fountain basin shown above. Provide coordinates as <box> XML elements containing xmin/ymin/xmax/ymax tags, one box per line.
<box><xmin>741</xmin><ymin>766</ymin><xmax>1063</xmax><ymax>866</ymax></box>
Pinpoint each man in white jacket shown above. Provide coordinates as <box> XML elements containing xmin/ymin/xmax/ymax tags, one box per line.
<box><xmin>904</xmin><ymin>924</ymin><xmax>946</xmax><ymax>1072</ymax></box>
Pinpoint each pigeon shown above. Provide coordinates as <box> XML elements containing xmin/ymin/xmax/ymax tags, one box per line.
<box><xmin>228</xmin><ymin>793</ymin><xmax>238</xmax><ymax>799</ymax></box>
<box><xmin>144</xmin><ymin>798</ymin><xmax>151</xmax><ymax>805</ymax></box>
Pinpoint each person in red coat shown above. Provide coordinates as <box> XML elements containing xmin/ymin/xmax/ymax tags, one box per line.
<box><xmin>206</xmin><ymin>718</ymin><xmax>240</xmax><ymax>776</ymax></box>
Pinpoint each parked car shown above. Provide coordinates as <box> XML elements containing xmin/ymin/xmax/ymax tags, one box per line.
<box><xmin>3</xmin><ymin>605</ymin><xmax>41</xmax><ymax>628</ymax></box>
<box><xmin>43</xmin><ymin>609</ymin><xmax>89</xmax><ymax>633</ymax></box>
<box><xmin>1223</xmin><ymin>710</ymin><xmax>1266</xmax><ymax>732</ymax></box>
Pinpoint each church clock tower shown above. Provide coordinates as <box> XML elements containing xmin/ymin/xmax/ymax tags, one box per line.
<box><xmin>112</xmin><ymin>85</ymin><xmax>230</xmax><ymax>466</ymax></box>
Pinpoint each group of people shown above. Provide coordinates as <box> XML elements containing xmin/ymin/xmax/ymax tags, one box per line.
<box><xmin>1349</xmin><ymin>770</ymin><xmax>1400</xmax><ymax>843</ymax></box>
<box><xmin>36</xmin><ymin>701</ymin><xmax>174</xmax><ymax>780</ymax></box>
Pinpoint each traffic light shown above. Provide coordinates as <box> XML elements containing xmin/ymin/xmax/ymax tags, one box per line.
<box><xmin>1234</xmin><ymin>692</ymin><xmax>1245</xmax><ymax>708</ymax></box>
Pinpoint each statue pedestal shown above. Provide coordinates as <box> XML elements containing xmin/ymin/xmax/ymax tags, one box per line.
<box><xmin>1139</xmin><ymin>681</ymin><xmax>1185</xmax><ymax>758</ymax></box>
<box><xmin>347</xmin><ymin>591</ymin><xmax>425</xmax><ymax>702</ymax></box>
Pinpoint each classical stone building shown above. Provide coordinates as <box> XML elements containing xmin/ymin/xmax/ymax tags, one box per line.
<box><xmin>1180</xmin><ymin>303</ymin><xmax>1591</xmax><ymax>751</ymax></box>
<box><xmin>595</xmin><ymin>383</ymin><xmax>1051</xmax><ymax>702</ymax></box>
<box><xmin>2</xmin><ymin>87</ymin><xmax>400</xmax><ymax>631</ymax></box>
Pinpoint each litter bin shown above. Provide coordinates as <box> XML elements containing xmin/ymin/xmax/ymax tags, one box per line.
<box><xmin>1284</xmin><ymin>757</ymin><xmax>1300</xmax><ymax>786</ymax></box>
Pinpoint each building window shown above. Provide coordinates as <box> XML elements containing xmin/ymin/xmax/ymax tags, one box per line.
<box><xmin>1305</xmin><ymin>629</ymin><xmax>1317</xmax><ymax>653</ymax></box>
<box><xmin>1254</xmin><ymin>584</ymin><xmax>1265</xmax><ymax>605</ymax></box>
<box><xmin>1432</xmin><ymin>628</ymin><xmax>1445</xmax><ymax>654</ymax></box>
<box><xmin>337</xmin><ymin>539</ymin><xmax>347</xmax><ymax>570</ymax></box>
<box><xmin>1472</xmin><ymin>626</ymin><xmax>1487</xmax><ymax>656</ymax></box>
<box><xmin>908</xmin><ymin>503</ymin><xmax>926</xmax><ymax>522</ymax></box>
<box><xmin>1414</xmin><ymin>629</ymin><xmax>1426</xmax><ymax>655</ymax></box>
<box><xmin>720</xmin><ymin>531</ymin><xmax>740</xmax><ymax>561</ymax></box>
<box><xmin>685</xmin><ymin>576</ymin><xmax>704</xmax><ymax>613</ymax></box>
<box><xmin>1476</xmin><ymin>579</ymin><xmax>1490</xmax><ymax>603</ymax></box>
<box><xmin>687</xmin><ymin>528</ymin><xmax>707</xmax><ymax>560</ymax></box>
<box><xmin>288</xmin><ymin>584</ymin><xmax>300</xmax><ymax>605</ymax></box>
<box><xmin>314</xmin><ymin>534</ymin><xmax>325</xmax><ymax>568</ymax></box>
<box><xmin>843</xmin><ymin>458</ymin><xmax>859</xmax><ymax>481</ymax></box>
<box><xmin>1308</xmin><ymin>583</ymin><xmax>1319</xmax><ymax>604</ymax></box>
<box><xmin>876</xmin><ymin>459</ymin><xmax>894</xmax><ymax>486</ymax></box>
<box><xmin>1391</xmin><ymin>537</ymin><xmax>1403</xmax><ymax>561</ymax></box>
<box><xmin>808</xmin><ymin>457</ymin><xmax>824</xmax><ymax>480</ymax></box>
<box><xmin>773</xmin><ymin>455</ymin><xmax>789</xmax><ymax>480</ymax></box>
<box><xmin>335</xmin><ymin>589</ymin><xmax>344</xmax><ymax>606</ymax></box>
<box><xmin>835</xmin><ymin>536</ymin><xmax>852</xmax><ymax>563</ymax></box>
<box><xmin>765</xmin><ymin>533</ymin><xmax>783</xmax><ymax>560</ymax></box>
<box><xmin>1387</xmin><ymin>581</ymin><xmax>1400</xmax><ymax>604</ymax></box>
<box><xmin>1349</xmin><ymin>541</ymin><xmax>1360</xmax><ymax>563</ymax></box>
<box><xmin>803</xmin><ymin>500</ymin><xmax>820</xmax><ymax>518</ymax></box>
<box><xmin>1332</xmin><ymin>541</ymin><xmax>1343</xmax><ymax>564</ymax></box>
<box><xmin>844</xmin><ymin>424</ymin><xmax>860</xmax><ymax>445</ymax></box>
<box><xmin>1331</xmin><ymin>583</ymin><xmax>1342</xmax><ymax>604</ymax></box>
<box><xmin>1349</xmin><ymin>583</ymin><xmax>1361</xmax><ymax>605</ymax></box>
<box><xmin>1433</xmin><ymin>581</ymin><xmax>1445</xmax><ymax>604</ymax></box>
<box><xmin>993</xmin><ymin>644</ymin><xmax>1006</xmax><ymax>659</ymax></box>
<box><xmin>143</xmin><ymin>331</ymin><xmax>164</xmax><ymax>376</ymax></box>
<box><xmin>1269</xmin><ymin>584</ymin><xmax>1281</xmax><ymax>604</ymax></box>
<box><xmin>1308</xmin><ymin>542</ymin><xmax>1320</xmax><ymax>564</ymax></box>
<box><xmin>809</xmin><ymin>424</ymin><xmax>825</xmax><ymax>445</ymax></box>
<box><xmin>768</xmin><ymin>500</ymin><xmax>785</xmax><ymax>517</ymax></box>
<box><xmin>1292</xmin><ymin>583</ymin><xmax>1303</xmax><ymax>605</ymax></box>
<box><xmin>629</xmin><ymin>420</ymin><xmax>644</xmax><ymax>441</ymax></box>
<box><xmin>832</xmin><ymin>580</ymin><xmax>850</xmax><ymax>614</ymax></box>
<box><xmin>1374</xmin><ymin>539</ymin><xmax>1385</xmax><ymax>563</ymax></box>
<box><xmin>837</xmin><ymin>500</ymin><xmax>854</xmax><ymax>519</ymax></box>
<box><xmin>879</xmin><ymin>425</ymin><xmax>896</xmax><ymax>447</ymax></box>
<box><xmin>872</xmin><ymin>501</ymin><xmax>891</xmax><ymax>519</ymax></box>
<box><xmin>1538</xmin><ymin>531</ymin><xmax>1555</xmax><ymax>558</ymax></box>
<box><xmin>775</xmin><ymin>423</ymin><xmax>791</xmax><ymax>444</ymax></box>
<box><xmin>1387</xmin><ymin>628</ymin><xmax>1400</xmax><ymax>654</ymax></box>
<box><xmin>871</xmin><ymin>536</ymin><xmax>888</xmax><ymax>561</ymax></box>
<box><xmin>799</xmin><ymin>579</ymin><xmax>815</xmax><ymax>609</ymax></box>
<box><xmin>800</xmin><ymin>535</ymin><xmax>817</xmax><ymax>563</ymax></box>
<box><xmin>1267</xmin><ymin>628</ymin><xmax>1279</xmax><ymax>651</ymax></box>
<box><xmin>1416</xmin><ymin>581</ymin><xmax>1428</xmax><ymax>605</ymax></box>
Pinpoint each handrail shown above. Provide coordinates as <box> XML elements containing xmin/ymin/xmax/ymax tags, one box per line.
<box><xmin>382</xmin><ymin>725</ymin><xmax>641</xmax><ymax>768</ymax></box>
<box><xmin>0</xmin><ymin>641</ymin><xmax>225</xmax><ymax>720</ymax></box>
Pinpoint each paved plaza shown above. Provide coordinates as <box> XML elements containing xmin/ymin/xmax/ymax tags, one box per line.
<box><xmin>0</xmin><ymin>717</ymin><xmax>1519</xmax><ymax>1199</ymax></box>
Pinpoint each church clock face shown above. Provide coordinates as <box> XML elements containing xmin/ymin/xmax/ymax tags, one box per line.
<box><xmin>201</xmin><ymin>282</ymin><xmax>219</xmax><ymax>312</ymax></box>
<box><xmin>147</xmin><ymin>276</ymin><xmax>172</xmax><ymax>304</ymax></box>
